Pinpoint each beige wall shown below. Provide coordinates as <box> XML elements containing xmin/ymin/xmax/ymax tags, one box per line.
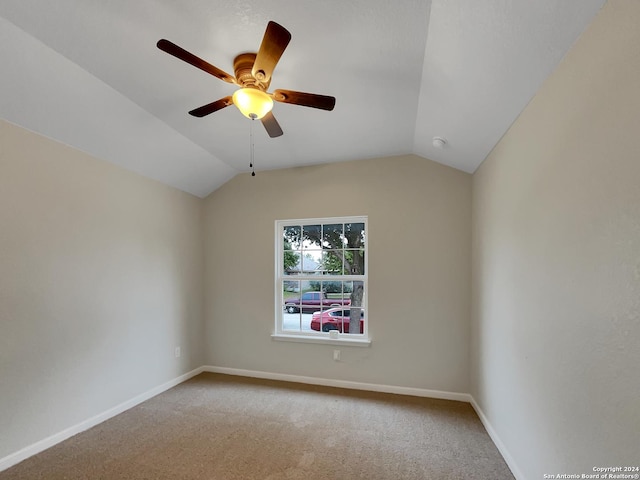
<box><xmin>0</xmin><ymin>120</ymin><xmax>205</xmax><ymax>459</ymax></box>
<box><xmin>471</xmin><ymin>1</ymin><xmax>640</xmax><ymax>477</ymax></box>
<box><xmin>203</xmin><ymin>155</ymin><xmax>471</xmax><ymax>392</ymax></box>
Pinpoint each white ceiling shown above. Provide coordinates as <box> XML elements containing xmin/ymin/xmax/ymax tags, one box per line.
<box><xmin>0</xmin><ymin>0</ymin><xmax>605</xmax><ymax>197</ymax></box>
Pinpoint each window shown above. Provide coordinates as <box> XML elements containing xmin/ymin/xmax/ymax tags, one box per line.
<box><xmin>274</xmin><ymin>216</ymin><xmax>369</xmax><ymax>345</ymax></box>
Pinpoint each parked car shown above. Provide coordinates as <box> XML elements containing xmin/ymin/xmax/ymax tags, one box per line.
<box><xmin>310</xmin><ymin>308</ymin><xmax>364</xmax><ymax>334</ymax></box>
<box><xmin>284</xmin><ymin>291</ymin><xmax>350</xmax><ymax>313</ymax></box>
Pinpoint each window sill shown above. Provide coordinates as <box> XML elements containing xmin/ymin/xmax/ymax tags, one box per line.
<box><xmin>271</xmin><ymin>333</ymin><xmax>371</xmax><ymax>347</ymax></box>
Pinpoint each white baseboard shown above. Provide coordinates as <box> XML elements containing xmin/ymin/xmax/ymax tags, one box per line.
<box><xmin>469</xmin><ymin>396</ymin><xmax>525</xmax><ymax>480</ymax></box>
<box><xmin>0</xmin><ymin>366</ymin><xmax>204</xmax><ymax>473</ymax></box>
<box><xmin>203</xmin><ymin>365</ymin><xmax>473</xmax><ymax>403</ymax></box>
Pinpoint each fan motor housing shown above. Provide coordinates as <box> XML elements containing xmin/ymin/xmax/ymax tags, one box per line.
<box><xmin>234</xmin><ymin>53</ymin><xmax>269</xmax><ymax>90</ymax></box>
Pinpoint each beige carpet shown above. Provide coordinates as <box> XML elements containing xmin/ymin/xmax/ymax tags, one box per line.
<box><xmin>0</xmin><ymin>373</ymin><xmax>514</xmax><ymax>479</ymax></box>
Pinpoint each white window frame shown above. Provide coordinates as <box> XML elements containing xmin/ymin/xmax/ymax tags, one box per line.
<box><xmin>272</xmin><ymin>216</ymin><xmax>371</xmax><ymax>346</ymax></box>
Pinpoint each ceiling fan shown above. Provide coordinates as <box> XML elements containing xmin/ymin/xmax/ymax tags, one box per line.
<box><xmin>157</xmin><ymin>21</ymin><xmax>336</xmax><ymax>138</ymax></box>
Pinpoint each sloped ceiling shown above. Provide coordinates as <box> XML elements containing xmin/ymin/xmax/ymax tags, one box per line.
<box><xmin>0</xmin><ymin>1</ymin><xmax>605</xmax><ymax>197</ymax></box>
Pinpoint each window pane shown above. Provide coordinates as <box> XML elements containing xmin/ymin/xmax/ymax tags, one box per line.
<box><xmin>344</xmin><ymin>222</ymin><xmax>365</xmax><ymax>248</ymax></box>
<box><xmin>283</xmin><ymin>249</ymin><xmax>300</xmax><ymax>275</ymax></box>
<box><xmin>302</xmin><ymin>225</ymin><xmax>322</xmax><ymax>249</ymax></box>
<box><xmin>323</xmin><ymin>280</ymin><xmax>349</xmax><ymax>308</ymax></box>
<box><xmin>283</xmin><ymin>280</ymin><xmax>299</xmax><ymax>293</ymax></box>
<box><xmin>322</xmin><ymin>223</ymin><xmax>344</xmax><ymax>249</ymax></box>
<box><xmin>282</xmin><ymin>309</ymin><xmax>303</xmax><ymax>331</ymax></box>
<box><xmin>283</xmin><ymin>226</ymin><xmax>302</xmax><ymax>250</ymax></box>
<box><xmin>350</xmin><ymin>280</ymin><xmax>365</xmax><ymax>306</ymax></box>
<box><xmin>300</xmin><ymin>254</ymin><xmax>322</xmax><ymax>275</ymax></box>
<box><xmin>321</xmin><ymin>251</ymin><xmax>344</xmax><ymax>275</ymax></box>
<box><xmin>343</xmin><ymin>280</ymin><xmax>364</xmax><ymax>335</ymax></box>
<box><xmin>283</xmin><ymin>279</ymin><xmax>302</xmax><ymax>331</ymax></box>
<box><xmin>345</xmin><ymin>307</ymin><xmax>365</xmax><ymax>334</ymax></box>
<box><xmin>300</xmin><ymin>290</ymin><xmax>319</xmax><ymax>313</ymax></box>
<box><xmin>283</xmin><ymin>280</ymin><xmax>314</xmax><ymax>332</ymax></box>
<box><xmin>345</xmin><ymin>249</ymin><xmax>365</xmax><ymax>275</ymax></box>
<box><xmin>283</xmin><ymin>226</ymin><xmax>301</xmax><ymax>275</ymax></box>
<box><xmin>322</xmin><ymin>280</ymin><xmax>343</xmax><ymax>295</ymax></box>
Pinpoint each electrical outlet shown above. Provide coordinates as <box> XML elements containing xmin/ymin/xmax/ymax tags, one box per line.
<box><xmin>175</xmin><ymin>346</ymin><xmax>181</xmax><ymax>358</ymax></box>
<box><xmin>333</xmin><ymin>349</ymin><xmax>340</xmax><ymax>361</ymax></box>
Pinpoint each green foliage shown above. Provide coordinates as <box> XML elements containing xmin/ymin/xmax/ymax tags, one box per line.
<box><xmin>307</xmin><ymin>281</ymin><xmax>353</xmax><ymax>294</ymax></box>
<box><xmin>283</xmin><ymin>240</ymin><xmax>299</xmax><ymax>272</ymax></box>
<box><xmin>322</xmin><ymin>251</ymin><xmax>343</xmax><ymax>274</ymax></box>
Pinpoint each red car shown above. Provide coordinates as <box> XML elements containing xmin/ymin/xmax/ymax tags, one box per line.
<box><xmin>310</xmin><ymin>308</ymin><xmax>365</xmax><ymax>334</ymax></box>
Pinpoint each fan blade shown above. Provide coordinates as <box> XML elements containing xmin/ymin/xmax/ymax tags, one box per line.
<box><xmin>189</xmin><ymin>96</ymin><xmax>233</xmax><ymax>117</ymax></box>
<box><xmin>157</xmin><ymin>39</ymin><xmax>235</xmax><ymax>84</ymax></box>
<box><xmin>261</xmin><ymin>111</ymin><xmax>284</xmax><ymax>138</ymax></box>
<box><xmin>272</xmin><ymin>89</ymin><xmax>336</xmax><ymax>111</ymax></box>
<box><xmin>252</xmin><ymin>21</ymin><xmax>291</xmax><ymax>86</ymax></box>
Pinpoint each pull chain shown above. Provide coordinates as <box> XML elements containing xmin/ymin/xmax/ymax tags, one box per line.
<box><xmin>249</xmin><ymin>114</ymin><xmax>256</xmax><ymax>176</ymax></box>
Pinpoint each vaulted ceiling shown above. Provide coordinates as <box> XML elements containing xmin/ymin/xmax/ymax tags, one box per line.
<box><xmin>0</xmin><ymin>1</ymin><xmax>605</xmax><ymax>197</ymax></box>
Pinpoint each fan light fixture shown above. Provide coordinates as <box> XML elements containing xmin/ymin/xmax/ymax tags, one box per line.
<box><xmin>157</xmin><ymin>21</ymin><xmax>336</xmax><ymax>138</ymax></box>
<box><xmin>232</xmin><ymin>88</ymin><xmax>273</xmax><ymax>119</ymax></box>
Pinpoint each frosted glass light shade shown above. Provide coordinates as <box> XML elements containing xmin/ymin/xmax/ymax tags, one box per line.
<box><xmin>232</xmin><ymin>88</ymin><xmax>274</xmax><ymax>119</ymax></box>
